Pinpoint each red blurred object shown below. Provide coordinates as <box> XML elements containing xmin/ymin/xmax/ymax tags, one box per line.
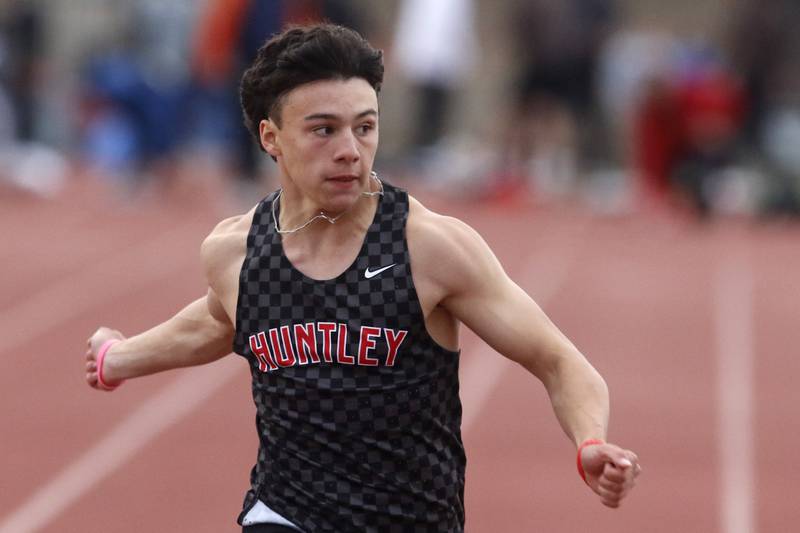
<box><xmin>634</xmin><ymin>69</ymin><xmax>745</xmax><ymax>206</ymax></box>
<box><xmin>634</xmin><ymin>78</ymin><xmax>683</xmax><ymax>201</ymax></box>
<box><xmin>679</xmin><ymin>70</ymin><xmax>746</xmax><ymax>151</ymax></box>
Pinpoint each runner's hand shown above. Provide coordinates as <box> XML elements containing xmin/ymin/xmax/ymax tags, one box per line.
<box><xmin>85</xmin><ymin>327</ymin><xmax>125</xmax><ymax>391</ymax></box>
<box><xmin>580</xmin><ymin>442</ymin><xmax>641</xmax><ymax>508</ymax></box>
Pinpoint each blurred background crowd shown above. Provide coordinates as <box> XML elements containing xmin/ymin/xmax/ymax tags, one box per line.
<box><xmin>1</xmin><ymin>0</ymin><xmax>799</xmax><ymax>218</ymax></box>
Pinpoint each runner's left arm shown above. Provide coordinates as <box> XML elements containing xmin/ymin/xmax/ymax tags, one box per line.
<box><xmin>430</xmin><ymin>216</ymin><xmax>640</xmax><ymax>507</ymax></box>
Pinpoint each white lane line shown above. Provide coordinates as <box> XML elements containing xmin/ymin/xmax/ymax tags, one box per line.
<box><xmin>0</xmin><ymin>222</ymin><xmax>200</xmax><ymax>355</ymax></box>
<box><xmin>0</xmin><ymin>356</ymin><xmax>244</xmax><ymax>533</ymax></box>
<box><xmin>461</xmin><ymin>221</ymin><xmax>586</xmax><ymax>432</ymax></box>
<box><xmin>714</xmin><ymin>246</ymin><xmax>756</xmax><ymax>533</ymax></box>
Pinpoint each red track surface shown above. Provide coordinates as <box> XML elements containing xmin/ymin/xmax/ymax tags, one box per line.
<box><xmin>1</xmin><ymin>175</ymin><xmax>797</xmax><ymax>532</ymax></box>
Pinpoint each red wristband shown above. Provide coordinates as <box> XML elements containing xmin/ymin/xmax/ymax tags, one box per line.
<box><xmin>576</xmin><ymin>439</ymin><xmax>605</xmax><ymax>484</ymax></box>
<box><xmin>97</xmin><ymin>339</ymin><xmax>123</xmax><ymax>390</ymax></box>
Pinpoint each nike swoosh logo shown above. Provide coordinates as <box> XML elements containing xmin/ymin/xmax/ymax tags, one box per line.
<box><xmin>365</xmin><ymin>263</ymin><xmax>396</xmax><ymax>279</ymax></box>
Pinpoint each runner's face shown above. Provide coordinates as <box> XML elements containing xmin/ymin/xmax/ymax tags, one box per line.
<box><xmin>260</xmin><ymin>78</ymin><xmax>379</xmax><ymax>213</ymax></box>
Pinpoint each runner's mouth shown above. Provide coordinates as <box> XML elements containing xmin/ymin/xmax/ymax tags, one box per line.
<box><xmin>326</xmin><ymin>174</ymin><xmax>359</xmax><ymax>183</ymax></box>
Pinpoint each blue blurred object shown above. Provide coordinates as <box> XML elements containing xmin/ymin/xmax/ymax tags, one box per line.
<box><xmin>85</xmin><ymin>53</ymin><xmax>184</xmax><ymax>162</ymax></box>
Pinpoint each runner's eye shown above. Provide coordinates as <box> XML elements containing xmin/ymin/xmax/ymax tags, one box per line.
<box><xmin>357</xmin><ymin>123</ymin><xmax>375</xmax><ymax>136</ymax></box>
<box><xmin>313</xmin><ymin>126</ymin><xmax>335</xmax><ymax>136</ymax></box>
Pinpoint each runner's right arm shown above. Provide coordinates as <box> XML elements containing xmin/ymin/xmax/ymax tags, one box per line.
<box><xmin>85</xmin><ymin>287</ymin><xmax>234</xmax><ymax>390</ymax></box>
<box><xmin>85</xmin><ymin>209</ymin><xmax>252</xmax><ymax>391</ymax></box>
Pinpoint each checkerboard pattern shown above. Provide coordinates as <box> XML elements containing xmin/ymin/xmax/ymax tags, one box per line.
<box><xmin>233</xmin><ymin>183</ymin><xmax>466</xmax><ymax>532</ymax></box>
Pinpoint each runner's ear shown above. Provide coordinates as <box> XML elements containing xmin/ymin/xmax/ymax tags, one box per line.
<box><xmin>259</xmin><ymin>119</ymin><xmax>281</xmax><ymax>158</ymax></box>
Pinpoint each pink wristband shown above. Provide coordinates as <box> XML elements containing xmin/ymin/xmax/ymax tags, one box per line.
<box><xmin>96</xmin><ymin>339</ymin><xmax>123</xmax><ymax>390</ymax></box>
<box><xmin>577</xmin><ymin>439</ymin><xmax>605</xmax><ymax>484</ymax></box>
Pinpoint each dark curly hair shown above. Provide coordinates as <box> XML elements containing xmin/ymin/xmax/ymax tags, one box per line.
<box><xmin>240</xmin><ymin>23</ymin><xmax>384</xmax><ymax>152</ymax></box>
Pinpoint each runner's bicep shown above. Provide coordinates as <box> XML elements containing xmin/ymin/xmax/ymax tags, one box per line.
<box><xmin>447</xmin><ymin>263</ymin><xmax>579</xmax><ymax>381</ymax></box>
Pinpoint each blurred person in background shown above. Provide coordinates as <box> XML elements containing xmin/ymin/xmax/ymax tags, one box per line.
<box><xmin>190</xmin><ymin>0</ymin><xmax>283</xmax><ymax>198</ymax></box>
<box><xmin>0</xmin><ymin>15</ymin><xmax>18</xmax><ymax>147</ymax></box>
<box><xmin>633</xmin><ymin>48</ymin><xmax>747</xmax><ymax>217</ymax></box>
<box><xmin>85</xmin><ymin>23</ymin><xmax>640</xmax><ymax>532</ymax></box>
<box><xmin>497</xmin><ymin>0</ymin><xmax>615</xmax><ymax>202</ymax></box>
<box><xmin>595</xmin><ymin>27</ymin><xmax>678</xmax><ymax>213</ymax></box>
<box><xmin>392</xmin><ymin>0</ymin><xmax>477</xmax><ymax>169</ymax></box>
<box><xmin>1</xmin><ymin>0</ymin><xmax>40</xmax><ymax>142</ymax></box>
<box><xmin>668</xmin><ymin>58</ymin><xmax>747</xmax><ymax>217</ymax></box>
<box><xmin>0</xmin><ymin>0</ymin><xmax>66</xmax><ymax>197</ymax></box>
<box><xmin>77</xmin><ymin>0</ymin><xmax>198</xmax><ymax>195</ymax></box>
<box><xmin>598</xmin><ymin>27</ymin><xmax>752</xmax><ymax>218</ymax></box>
<box><xmin>728</xmin><ymin>0</ymin><xmax>800</xmax><ymax>214</ymax></box>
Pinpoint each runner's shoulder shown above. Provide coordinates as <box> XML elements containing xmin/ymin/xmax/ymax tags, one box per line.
<box><xmin>201</xmin><ymin>206</ymin><xmax>257</xmax><ymax>269</ymax></box>
<box><xmin>407</xmin><ymin>195</ymin><xmax>496</xmax><ymax>284</ymax></box>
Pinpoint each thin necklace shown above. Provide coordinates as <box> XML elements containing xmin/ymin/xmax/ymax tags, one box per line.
<box><xmin>273</xmin><ymin>171</ymin><xmax>384</xmax><ymax>235</ymax></box>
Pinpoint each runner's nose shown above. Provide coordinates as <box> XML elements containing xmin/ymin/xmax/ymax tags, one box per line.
<box><xmin>334</xmin><ymin>130</ymin><xmax>360</xmax><ymax>164</ymax></box>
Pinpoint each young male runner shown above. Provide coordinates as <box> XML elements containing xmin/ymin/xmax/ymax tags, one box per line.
<box><xmin>85</xmin><ymin>24</ymin><xmax>641</xmax><ymax>532</ymax></box>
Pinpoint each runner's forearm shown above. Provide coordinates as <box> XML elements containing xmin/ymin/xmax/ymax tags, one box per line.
<box><xmin>542</xmin><ymin>351</ymin><xmax>610</xmax><ymax>447</ymax></box>
<box><xmin>103</xmin><ymin>297</ymin><xmax>234</xmax><ymax>381</ymax></box>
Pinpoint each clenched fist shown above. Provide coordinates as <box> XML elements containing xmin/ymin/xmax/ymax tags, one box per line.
<box><xmin>580</xmin><ymin>441</ymin><xmax>641</xmax><ymax>508</ymax></box>
<box><xmin>85</xmin><ymin>327</ymin><xmax>125</xmax><ymax>391</ymax></box>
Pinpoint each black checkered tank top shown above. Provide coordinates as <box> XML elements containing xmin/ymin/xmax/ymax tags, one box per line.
<box><xmin>232</xmin><ymin>182</ymin><xmax>466</xmax><ymax>532</ymax></box>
